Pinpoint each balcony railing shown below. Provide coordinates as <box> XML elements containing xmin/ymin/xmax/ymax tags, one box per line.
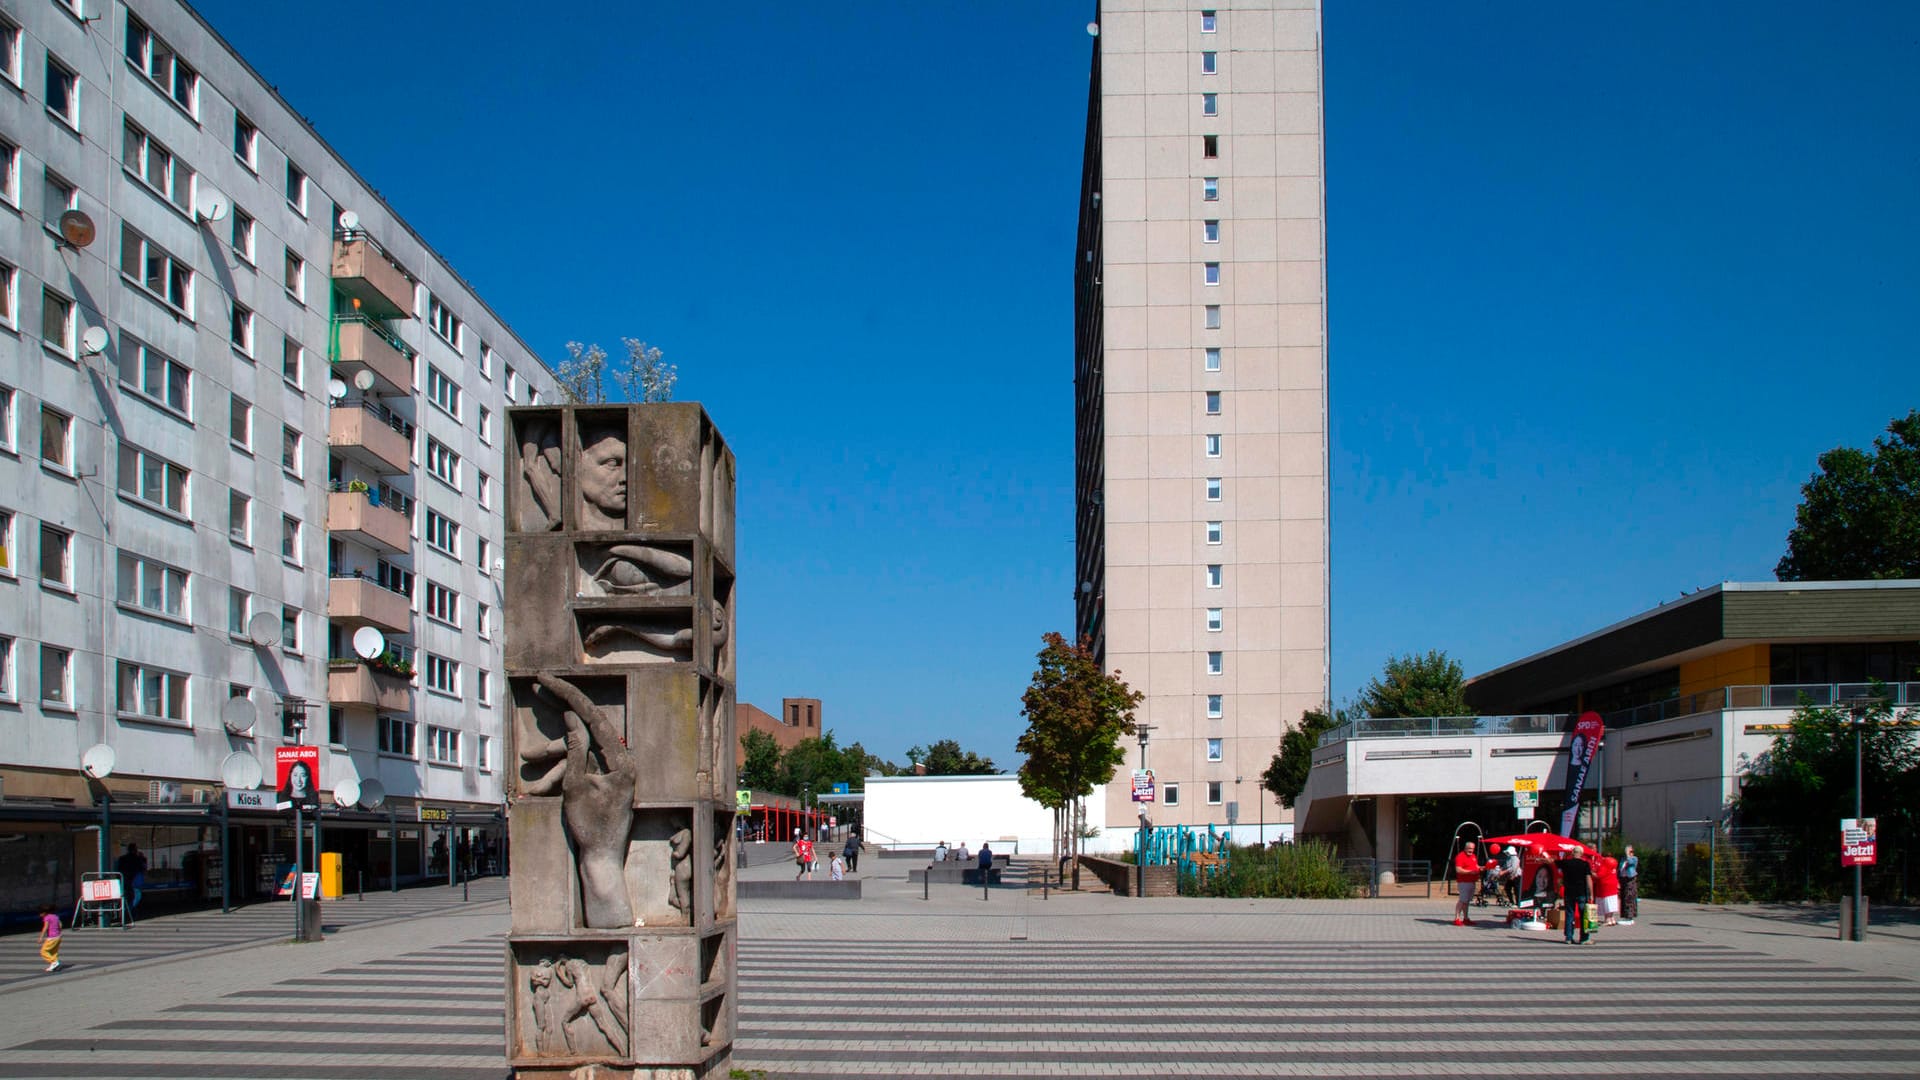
<box><xmin>327</xmin><ymin>480</ymin><xmax>414</xmax><ymax>519</ymax></box>
<box><xmin>331</xmin><ymin>229</ymin><xmax>415</xmax><ymax>320</ymax></box>
<box><xmin>1319</xmin><ymin>714</ymin><xmax>1570</xmax><ymax>747</ymax></box>
<box><xmin>326</xmin><ymin>487</ymin><xmax>412</xmax><ymax>555</ymax></box>
<box><xmin>327</xmin><ymin>399</ymin><xmax>413</xmax><ymax>475</ymax></box>
<box><xmin>331</xmin><ymin>314</ymin><xmax>415</xmax><ymax>395</ymax></box>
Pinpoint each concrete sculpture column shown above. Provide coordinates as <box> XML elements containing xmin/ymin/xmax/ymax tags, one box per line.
<box><xmin>505</xmin><ymin>403</ymin><xmax>737</xmax><ymax>1079</ymax></box>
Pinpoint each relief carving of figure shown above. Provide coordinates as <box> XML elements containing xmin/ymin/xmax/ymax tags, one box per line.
<box><xmin>582</xmin><ymin>543</ymin><xmax>693</xmax><ymax>597</ymax></box>
<box><xmin>581</xmin><ymin>616</ymin><xmax>697</xmax><ymax>663</ymax></box>
<box><xmin>526</xmin><ymin>954</ymin><xmax>629</xmax><ymax>1057</ymax></box>
<box><xmin>518</xmin><ymin>420</ymin><xmax>564</xmax><ymax>531</ymax></box>
<box><xmin>577</xmin><ymin>423</ymin><xmax>628</xmax><ymax>531</ymax></box>
<box><xmin>667</xmin><ymin>827</ymin><xmax>695</xmax><ymax>920</ymax></box>
<box><xmin>516</xmin><ymin>675</ymin><xmax>636</xmax><ymax>928</ymax></box>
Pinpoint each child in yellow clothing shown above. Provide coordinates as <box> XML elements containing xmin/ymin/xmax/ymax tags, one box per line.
<box><xmin>39</xmin><ymin>905</ymin><xmax>63</xmax><ymax>973</ymax></box>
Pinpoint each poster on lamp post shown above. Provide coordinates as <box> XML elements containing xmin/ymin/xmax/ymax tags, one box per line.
<box><xmin>274</xmin><ymin>745</ymin><xmax>320</xmax><ymax>813</ymax></box>
<box><xmin>1841</xmin><ymin>818</ymin><xmax>1877</xmax><ymax>867</ymax></box>
<box><xmin>1131</xmin><ymin>769</ymin><xmax>1155</xmax><ymax>803</ymax></box>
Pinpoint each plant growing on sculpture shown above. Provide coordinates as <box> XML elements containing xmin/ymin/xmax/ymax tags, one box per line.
<box><xmin>557</xmin><ymin>338</ymin><xmax>677</xmax><ymax>404</ymax></box>
<box><xmin>1017</xmin><ymin>632</ymin><xmax>1142</xmax><ymax>890</ymax></box>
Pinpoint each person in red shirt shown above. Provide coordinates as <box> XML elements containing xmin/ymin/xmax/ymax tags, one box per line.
<box><xmin>1452</xmin><ymin>843</ymin><xmax>1485</xmax><ymax>926</ymax></box>
<box><xmin>793</xmin><ymin>830</ymin><xmax>816</xmax><ymax>881</ymax></box>
<box><xmin>1595</xmin><ymin>855</ymin><xmax>1622</xmax><ymax>926</ymax></box>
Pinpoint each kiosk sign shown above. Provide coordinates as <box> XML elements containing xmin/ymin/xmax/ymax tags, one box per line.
<box><xmin>1131</xmin><ymin>769</ymin><xmax>1155</xmax><ymax>803</ymax></box>
<box><xmin>1841</xmin><ymin>817</ymin><xmax>1877</xmax><ymax>867</ymax></box>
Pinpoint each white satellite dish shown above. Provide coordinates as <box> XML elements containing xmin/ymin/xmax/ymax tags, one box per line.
<box><xmin>220</xmin><ymin>695</ymin><xmax>257</xmax><ymax>736</ymax></box>
<box><xmin>79</xmin><ymin>326</ymin><xmax>109</xmax><ymax>357</ymax></box>
<box><xmin>334</xmin><ymin>778</ymin><xmax>361</xmax><ymax>809</ymax></box>
<box><xmin>196</xmin><ymin>183</ymin><xmax>230</xmax><ymax>223</ymax></box>
<box><xmin>352</xmin><ymin>626</ymin><xmax>387</xmax><ymax>661</ymax></box>
<box><xmin>327</xmin><ymin>377</ymin><xmax>349</xmax><ymax>400</ymax></box>
<box><xmin>352</xmin><ymin>369</ymin><xmax>377</xmax><ymax>392</ymax></box>
<box><xmin>338</xmin><ymin>209</ymin><xmax>361</xmax><ymax>231</ymax></box>
<box><xmin>220</xmin><ymin>751</ymin><xmax>263</xmax><ymax>790</ymax></box>
<box><xmin>247</xmin><ymin>611</ymin><xmax>279</xmax><ymax>649</ymax></box>
<box><xmin>357</xmin><ymin>778</ymin><xmax>386</xmax><ymax>810</ymax></box>
<box><xmin>81</xmin><ymin>743</ymin><xmax>116</xmax><ymax>780</ymax></box>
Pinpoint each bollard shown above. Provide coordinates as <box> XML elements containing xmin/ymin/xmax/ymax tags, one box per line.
<box><xmin>983</xmin><ymin>871</ymin><xmax>990</xmax><ymax>902</ymax></box>
<box><xmin>923</xmin><ymin>870</ymin><xmax>929</xmax><ymax>902</ymax></box>
<box><xmin>358</xmin><ymin>871</ymin><xmax>364</xmax><ymax>902</ymax></box>
<box><xmin>1043</xmin><ymin>868</ymin><xmax>1050</xmax><ymax>900</ymax></box>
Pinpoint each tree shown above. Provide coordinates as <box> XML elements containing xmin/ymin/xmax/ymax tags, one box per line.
<box><xmin>1357</xmin><ymin>650</ymin><xmax>1471</xmax><ymax>719</ymax></box>
<box><xmin>738</xmin><ymin>729</ymin><xmax>781</xmax><ymax>792</ymax></box>
<box><xmin>1262</xmin><ymin>705</ymin><xmax>1345</xmax><ymax>810</ymax></box>
<box><xmin>1017</xmin><ymin>632</ymin><xmax>1143</xmax><ymax>889</ymax></box>
<box><xmin>776</xmin><ymin>731</ymin><xmax>864</xmax><ymax>799</ymax></box>
<box><xmin>919</xmin><ymin>738</ymin><xmax>999</xmax><ymax>776</ymax></box>
<box><xmin>555</xmin><ymin>338</ymin><xmax>678</xmax><ymax>404</ymax></box>
<box><xmin>1777</xmin><ymin>410</ymin><xmax>1920</xmax><ymax>581</ymax></box>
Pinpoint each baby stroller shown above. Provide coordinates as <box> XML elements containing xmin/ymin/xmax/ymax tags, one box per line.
<box><xmin>1474</xmin><ymin>862</ymin><xmax>1504</xmax><ymax>907</ymax></box>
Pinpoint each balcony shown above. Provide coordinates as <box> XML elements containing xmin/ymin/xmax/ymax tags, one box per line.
<box><xmin>327</xmin><ymin>575</ymin><xmax>412</xmax><ymax>636</ymax></box>
<box><xmin>328</xmin><ymin>659</ymin><xmax>413</xmax><ymax>712</ymax></box>
<box><xmin>331</xmin><ymin>230</ymin><xmax>414</xmax><ymax>320</ymax></box>
<box><xmin>328</xmin><ymin>400</ymin><xmax>413</xmax><ymax>475</ymax></box>
<box><xmin>333</xmin><ymin>316</ymin><xmax>414</xmax><ymax>396</ymax></box>
<box><xmin>327</xmin><ymin>488</ymin><xmax>412</xmax><ymax>555</ymax></box>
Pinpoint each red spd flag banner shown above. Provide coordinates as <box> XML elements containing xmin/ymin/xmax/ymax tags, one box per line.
<box><xmin>1558</xmin><ymin>711</ymin><xmax>1605</xmax><ymax>837</ymax></box>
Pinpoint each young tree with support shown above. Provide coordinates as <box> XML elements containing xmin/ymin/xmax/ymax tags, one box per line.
<box><xmin>1017</xmin><ymin>632</ymin><xmax>1142</xmax><ymax>890</ymax></box>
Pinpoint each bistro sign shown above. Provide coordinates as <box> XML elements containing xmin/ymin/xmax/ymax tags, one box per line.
<box><xmin>417</xmin><ymin>805</ymin><xmax>453</xmax><ymax>824</ymax></box>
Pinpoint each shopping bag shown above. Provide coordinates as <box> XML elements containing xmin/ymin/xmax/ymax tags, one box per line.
<box><xmin>1546</xmin><ymin>907</ymin><xmax>1563</xmax><ymax>929</ymax></box>
<box><xmin>1582</xmin><ymin>903</ymin><xmax>1598</xmax><ymax>932</ymax></box>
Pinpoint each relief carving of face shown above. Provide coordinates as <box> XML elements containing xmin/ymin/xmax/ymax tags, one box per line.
<box><xmin>577</xmin><ymin>427</ymin><xmax>627</xmax><ymax>530</ymax></box>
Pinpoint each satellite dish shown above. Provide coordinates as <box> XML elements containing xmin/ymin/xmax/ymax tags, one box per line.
<box><xmin>327</xmin><ymin>377</ymin><xmax>348</xmax><ymax>400</ymax></box>
<box><xmin>352</xmin><ymin>626</ymin><xmax>387</xmax><ymax>660</ymax></box>
<box><xmin>357</xmin><ymin>778</ymin><xmax>386</xmax><ymax>810</ymax></box>
<box><xmin>220</xmin><ymin>752</ymin><xmax>263</xmax><ymax>790</ymax></box>
<box><xmin>220</xmin><ymin>695</ymin><xmax>257</xmax><ymax>736</ymax></box>
<box><xmin>79</xmin><ymin>326</ymin><xmax>109</xmax><ymax>356</ymax></box>
<box><xmin>334</xmin><ymin>778</ymin><xmax>361</xmax><ymax>810</ymax></box>
<box><xmin>58</xmin><ymin>209</ymin><xmax>97</xmax><ymax>249</ymax></box>
<box><xmin>352</xmin><ymin>369</ymin><xmax>377</xmax><ymax>392</ymax></box>
<box><xmin>81</xmin><ymin>744</ymin><xmax>116</xmax><ymax>780</ymax></box>
<box><xmin>1086</xmin><ymin>21</ymin><xmax>1100</xmax><ymax>36</ymax></box>
<box><xmin>196</xmin><ymin>184</ymin><xmax>230</xmax><ymax>222</ymax></box>
<box><xmin>338</xmin><ymin>209</ymin><xmax>361</xmax><ymax>231</ymax></box>
<box><xmin>247</xmin><ymin>611</ymin><xmax>279</xmax><ymax>649</ymax></box>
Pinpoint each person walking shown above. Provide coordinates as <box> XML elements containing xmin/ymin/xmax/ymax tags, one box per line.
<box><xmin>1618</xmin><ymin>845</ymin><xmax>1639</xmax><ymax>925</ymax></box>
<box><xmin>37</xmin><ymin>905</ymin><xmax>62</xmax><ymax>973</ymax></box>
<box><xmin>977</xmin><ymin>843</ymin><xmax>994</xmax><ymax>886</ymax></box>
<box><xmin>842</xmin><ymin>832</ymin><xmax>860</xmax><ymax>874</ymax></box>
<box><xmin>829</xmin><ymin>852</ymin><xmax>846</xmax><ymax>881</ymax></box>
<box><xmin>792</xmin><ymin>830</ymin><xmax>815</xmax><ymax>881</ymax></box>
<box><xmin>116</xmin><ymin>843</ymin><xmax>148</xmax><ymax>921</ymax></box>
<box><xmin>1452</xmin><ymin>841</ymin><xmax>1485</xmax><ymax>926</ymax></box>
<box><xmin>1556</xmin><ymin>849</ymin><xmax>1595</xmax><ymax>945</ymax></box>
<box><xmin>1596</xmin><ymin>855</ymin><xmax>1622</xmax><ymax>926</ymax></box>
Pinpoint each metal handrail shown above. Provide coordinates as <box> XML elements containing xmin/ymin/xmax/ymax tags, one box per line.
<box><xmin>332</xmin><ymin>312</ymin><xmax>415</xmax><ymax>359</ymax></box>
<box><xmin>1319</xmin><ymin>714</ymin><xmax>1570</xmax><ymax>747</ymax></box>
<box><xmin>333</xmin><ymin>227</ymin><xmax>415</xmax><ymax>282</ymax></box>
<box><xmin>326</xmin><ymin>564</ymin><xmax>411</xmax><ymax>599</ymax></box>
<box><xmin>327</xmin><ymin>395</ymin><xmax>415</xmax><ymax>441</ymax></box>
<box><xmin>327</xmin><ymin>480</ymin><xmax>414</xmax><ymax>518</ymax></box>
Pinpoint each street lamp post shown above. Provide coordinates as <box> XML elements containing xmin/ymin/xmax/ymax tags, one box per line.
<box><xmin>1845</xmin><ymin>699</ymin><xmax>1870</xmax><ymax>943</ymax></box>
<box><xmin>284</xmin><ymin>696</ymin><xmax>308</xmax><ymax>941</ymax></box>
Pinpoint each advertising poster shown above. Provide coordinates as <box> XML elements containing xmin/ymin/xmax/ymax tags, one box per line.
<box><xmin>1131</xmin><ymin>769</ymin><xmax>1155</xmax><ymax>803</ymax></box>
<box><xmin>1558</xmin><ymin>711</ymin><xmax>1605</xmax><ymax>837</ymax></box>
<box><xmin>1841</xmin><ymin>817</ymin><xmax>1878</xmax><ymax>867</ymax></box>
<box><xmin>275</xmin><ymin>745</ymin><xmax>320</xmax><ymax>812</ymax></box>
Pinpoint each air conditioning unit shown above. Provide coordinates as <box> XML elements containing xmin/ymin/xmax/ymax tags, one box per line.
<box><xmin>192</xmin><ymin>788</ymin><xmax>213</xmax><ymax>804</ymax></box>
<box><xmin>148</xmin><ymin>780</ymin><xmax>184</xmax><ymax>804</ymax></box>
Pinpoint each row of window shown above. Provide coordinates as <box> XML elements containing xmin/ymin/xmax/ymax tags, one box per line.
<box><xmin>1159</xmin><ymin>780</ymin><xmax>1228</xmax><ymax>808</ymax></box>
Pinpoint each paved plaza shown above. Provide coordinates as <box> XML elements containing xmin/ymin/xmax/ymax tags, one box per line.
<box><xmin>0</xmin><ymin>858</ymin><xmax>1915</xmax><ymax>1077</ymax></box>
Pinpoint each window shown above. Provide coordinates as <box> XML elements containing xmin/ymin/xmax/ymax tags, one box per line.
<box><xmin>0</xmin><ymin>635</ymin><xmax>11</xmax><ymax>699</ymax></box>
<box><xmin>40</xmin><ymin>645</ymin><xmax>72</xmax><ymax>706</ymax></box>
<box><xmin>1206</xmin><ymin>520</ymin><xmax>1223</xmax><ymax>545</ymax></box>
<box><xmin>1202</xmin><ymin>134</ymin><xmax>1219</xmax><ymax>159</ymax></box>
<box><xmin>41</xmin><ymin>406</ymin><xmax>72</xmax><ymax>470</ymax></box>
<box><xmin>427</xmin><ymin>725</ymin><xmax>461</xmax><ymax>764</ymax></box>
<box><xmin>229</xmin><ymin>396</ymin><xmax>251</xmax><ymax>448</ymax></box>
<box><xmin>1204</xmin><ymin>305</ymin><xmax>1221</xmax><ymax>329</ymax></box>
<box><xmin>0</xmin><ymin>17</ymin><xmax>17</xmax><ymax>87</ymax></box>
<box><xmin>0</xmin><ymin>510</ymin><xmax>12</xmax><ymax>577</ymax></box>
<box><xmin>1207</xmin><ymin>781</ymin><xmax>1223</xmax><ymax>805</ymax></box>
<box><xmin>44</xmin><ymin>169</ymin><xmax>78</xmax><ymax>223</ymax></box>
<box><xmin>477</xmin><ymin>733</ymin><xmax>493</xmax><ymax>770</ymax></box>
<box><xmin>42</xmin><ymin>288</ymin><xmax>75</xmax><ymax>353</ymax></box>
<box><xmin>379</xmin><ymin>716</ymin><xmax>416</xmax><ymax>757</ymax></box>
<box><xmin>281</xmin><ymin>337</ymin><xmax>303</xmax><ymax>387</ymax></box>
<box><xmin>117</xmin><ymin>444</ymin><xmax>189</xmax><ymax>514</ymax></box>
<box><xmin>281</xmin><ymin>515</ymin><xmax>301</xmax><ymax>563</ymax></box>
<box><xmin>1201</xmin><ymin>9</ymin><xmax>1217</xmax><ymax>32</ymax></box>
<box><xmin>1207</xmin><ymin>737</ymin><xmax>1223</xmax><ymax>761</ymax></box>
<box><xmin>119</xmin><ymin>224</ymin><xmax>194</xmax><ymax>314</ymax></box>
<box><xmin>0</xmin><ymin>385</ymin><xmax>11</xmax><ymax>450</ymax></box>
<box><xmin>1206</xmin><ymin>564</ymin><xmax>1222</xmax><ymax>588</ymax></box>
<box><xmin>476</xmin><ymin>471</ymin><xmax>492</xmax><ymax>510</ymax></box>
<box><xmin>427</xmin><ymin>366</ymin><xmax>460</xmax><ymax>418</ymax></box>
<box><xmin>425</xmin><ymin>654</ymin><xmax>459</xmax><ymax>697</ymax></box>
<box><xmin>122</xmin><ymin>119</ymin><xmax>194</xmax><ymax>213</ymax></box>
<box><xmin>116</xmin><ymin>552</ymin><xmax>187</xmax><ymax>619</ymax></box>
<box><xmin>280</xmin><ymin>606</ymin><xmax>301</xmax><ymax>652</ymax></box>
<box><xmin>45</xmin><ymin>56</ymin><xmax>78</xmax><ymax>127</ymax></box>
<box><xmin>426</xmin><ymin>438</ymin><xmax>459</xmax><ymax>488</ymax></box>
<box><xmin>425</xmin><ymin>511</ymin><xmax>460</xmax><ymax>556</ymax></box>
<box><xmin>476</xmin><ymin>536</ymin><xmax>491</xmax><ymax>573</ymax></box>
<box><xmin>1205</xmin><ymin>347</ymin><xmax>1221</xmax><ymax>372</ymax></box>
<box><xmin>283</xmin><ymin>248</ymin><xmax>305</xmax><ymax>301</ymax></box>
<box><xmin>326</xmin><ymin>706</ymin><xmax>344</xmax><ymax>745</ymax></box>
<box><xmin>0</xmin><ymin>262</ymin><xmax>14</xmax><ymax>329</ymax></box>
<box><xmin>1205</xmin><ymin>391</ymin><xmax>1222</xmax><ymax>414</ymax></box>
<box><xmin>1205</xmin><ymin>433</ymin><xmax>1222</xmax><ymax>457</ymax></box>
<box><xmin>504</xmin><ymin>365</ymin><xmax>518</xmax><ymax>402</ymax></box>
<box><xmin>478</xmin><ymin>342</ymin><xmax>494</xmax><ymax>379</ymax></box>
<box><xmin>40</xmin><ymin>524</ymin><xmax>72</xmax><ymax>586</ymax></box>
<box><xmin>230</xmin><ymin>303</ymin><xmax>254</xmax><ymax>354</ymax></box>
<box><xmin>376</xmin><ymin>559</ymin><xmax>414</xmax><ymax>599</ymax></box>
<box><xmin>1202</xmin><ymin>51</ymin><xmax>1217</xmax><ymax>74</ymax></box>
<box><xmin>228</xmin><ymin>588</ymin><xmax>250</xmax><ymax>635</ymax></box>
<box><xmin>233</xmin><ymin>114</ymin><xmax>258</xmax><ymax>170</ymax></box>
<box><xmin>1204</xmin><ymin>262</ymin><xmax>1220</xmax><ymax>286</ymax></box>
<box><xmin>1202</xmin><ymin>92</ymin><xmax>1217</xmax><ymax>117</ymax></box>
<box><xmin>477</xmin><ymin>601</ymin><xmax>492</xmax><ymax>639</ymax></box>
<box><xmin>1164</xmin><ymin>784</ymin><xmax>1180</xmax><ymax>807</ymax></box>
<box><xmin>125</xmin><ymin>18</ymin><xmax>197</xmax><ymax>114</ymax></box>
<box><xmin>120</xmin><ymin>338</ymin><xmax>191</xmax><ymax>415</ymax></box>
<box><xmin>425</xmin><ymin>580</ymin><xmax>460</xmax><ymax>626</ymax></box>
<box><xmin>280</xmin><ymin>426</ymin><xmax>301</xmax><ymax>474</ymax></box>
<box><xmin>1</xmin><ymin>137</ymin><xmax>16</xmax><ymax>207</ymax></box>
<box><xmin>1207</xmin><ymin>608</ymin><xmax>1223</xmax><ymax>632</ymax></box>
<box><xmin>1207</xmin><ymin>694</ymin><xmax>1223</xmax><ymax>718</ymax></box>
<box><xmin>1203</xmin><ymin>177</ymin><xmax>1219</xmax><ymax>201</ymax></box>
<box><xmin>1203</xmin><ymin>220</ymin><xmax>1220</xmax><ymax>243</ymax></box>
<box><xmin>229</xmin><ymin>491</ymin><xmax>251</xmax><ymax>544</ymax></box>
<box><xmin>428</xmin><ymin>296</ymin><xmax>462</xmax><ymax>348</ymax></box>
<box><xmin>1207</xmin><ymin>651</ymin><xmax>1223</xmax><ymax>675</ymax></box>
<box><xmin>285</xmin><ymin>161</ymin><xmax>307</xmax><ymax>213</ymax></box>
<box><xmin>477</xmin><ymin>671</ymin><xmax>492</xmax><ymax>707</ymax></box>
<box><xmin>478</xmin><ymin>404</ymin><xmax>493</xmax><ymax>445</ymax></box>
<box><xmin>1206</xmin><ymin>477</ymin><xmax>1222</xmax><ymax>501</ymax></box>
<box><xmin>231</xmin><ymin>209</ymin><xmax>255</xmax><ymax>263</ymax></box>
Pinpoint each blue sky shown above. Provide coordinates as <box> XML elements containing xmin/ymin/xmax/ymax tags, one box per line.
<box><xmin>197</xmin><ymin>2</ymin><xmax>1920</xmax><ymax>769</ymax></box>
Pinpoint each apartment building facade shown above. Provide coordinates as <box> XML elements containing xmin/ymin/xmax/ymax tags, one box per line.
<box><xmin>1074</xmin><ymin>1</ymin><xmax>1328</xmax><ymax>845</ymax></box>
<box><xmin>0</xmin><ymin>0</ymin><xmax>558</xmax><ymax>909</ymax></box>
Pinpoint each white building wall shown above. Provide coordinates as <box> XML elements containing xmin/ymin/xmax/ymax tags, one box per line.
<box><xmin>865</xmin><ymin>776</ymin><xmax>1106</xmax><ymax>856</ymax></box>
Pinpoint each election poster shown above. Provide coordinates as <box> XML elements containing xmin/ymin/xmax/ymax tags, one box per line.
<box><xmin>1841</xmin><ymin>817</ymin><xmax>1877</xmax><ymax>868</ymax></box>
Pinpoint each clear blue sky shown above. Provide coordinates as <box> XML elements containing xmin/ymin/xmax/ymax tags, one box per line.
<box><xmin>197</xmin><ymin>2</ymin><xmax>1920</xmax><ymax>768</ymax></box>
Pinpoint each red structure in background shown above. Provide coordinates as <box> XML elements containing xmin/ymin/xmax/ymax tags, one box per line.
<box><xmin>737</xmin><ymin>794</ymin><xmax>826</xmax><ymax>844</ymax></box>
